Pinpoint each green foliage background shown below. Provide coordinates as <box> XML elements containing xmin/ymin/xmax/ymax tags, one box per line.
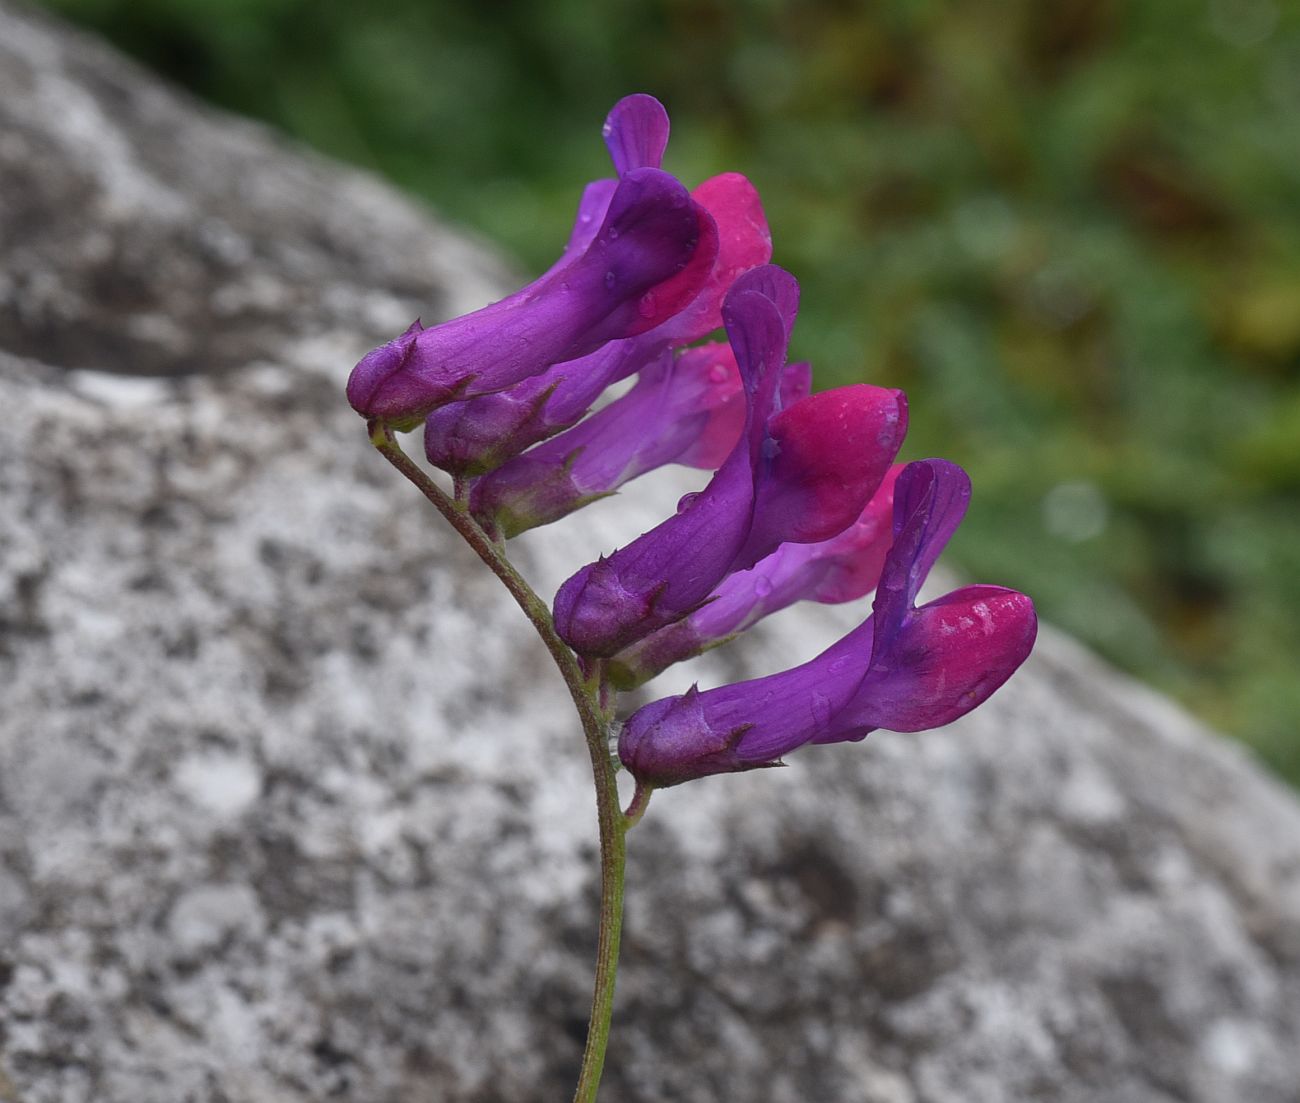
<box><xmin>39</xmin><ymin>0</ymin><xmax>1300</xmax><ymax>781</ymax></box>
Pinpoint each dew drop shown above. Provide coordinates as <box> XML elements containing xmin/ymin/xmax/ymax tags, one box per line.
<box><xmin>708</xmin><ymin>362</ymin><xmax>730</xmax><ymax>383</ymax></box>
<box><xmin>753</xmin><ymin>576</ymin><xmax>774</xmax><ymax>598</ymax></box>
<box><xmin>676</xmin><ymin>491</ymin><xmax>700</xmax><ymax>513</ymax></box>
<box><xmin>637</xmin><ymin>290</ymin><xmax>658</xmax><ymax>319</ymax></box>
<box><xmin>608</xmin><ymin>226</ymin><xmax>620</xmax><ymax>240</ymax></box>
<box><xmin>604</xmin><ymin>271</ymin><xmax>617</xmax><ymax>290</ymax></box>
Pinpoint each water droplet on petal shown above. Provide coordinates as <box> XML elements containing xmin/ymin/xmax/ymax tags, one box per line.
<box><xmin>608</xmin><ymin>226</ymin><xmax>620</xmax><ymax>240</ymax></box>
<box><xmin>708</xmin><ymin>362</ymin><xmax>730</xmax><ymax>383</ymax></box>
<box><xmin>604</xmin><ymin>271</ymin><xmax>617</xmax><ymax>291</ymax></box>
<box><xmin>753</xmin><ymin>576</ymin><xmax>774</xmax><ymax>598</ymax></box>
<box><xmin>637</xmin><ymin>290</ymin><xmax>658</xmax><ymax>318</ymax></box>
<box><xmin>676</xmin><ymin>491</ymin><xmax>700</xmax><ymax>513</ymax></box>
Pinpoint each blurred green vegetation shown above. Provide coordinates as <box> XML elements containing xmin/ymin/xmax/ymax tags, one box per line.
<box><xmin>39</xmin><ymin>0</ymin><xmax>1300</xmax><ymax>781</ymax></box>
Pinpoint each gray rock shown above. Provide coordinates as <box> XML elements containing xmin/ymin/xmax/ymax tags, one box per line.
<box><xmin>1</xmin><ymin>4</ymin><xmax>1298</xmax><ymax>1101</ymax></box>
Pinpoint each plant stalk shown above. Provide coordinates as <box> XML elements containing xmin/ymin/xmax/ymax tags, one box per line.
<box><xmin>370</xmin><ymin>423</ymin><xmax>636</xmax><ymax>1103</ymax></box>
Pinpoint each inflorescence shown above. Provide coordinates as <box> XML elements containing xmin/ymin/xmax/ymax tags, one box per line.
<box><xmin>348</xmin><ymin>93</ymin><xmax>1037</xmax><ymax>793</ymax></box>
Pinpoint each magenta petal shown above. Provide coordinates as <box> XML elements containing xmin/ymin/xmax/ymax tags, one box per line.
<box><xmin>735</xmin><ymin>385</ymin><xmax>908</xmax><ymax>566</ymax></box>
<box><xmin>820</xmin><ymin>586</ymin><xmax>1038</xmax><ymax>738</ymax></box>
<box><xmin>668</xmin><ymin>348</ymin><xmax>811</xmax><ymax>473</ymax></box>
<box><xmin>806</xmin><ymin>464</ymin><xmax>901</xmax><ymax>603</ymax></box>
<box><xmin>603</xmin><ymin>94</ymin><xmax>670</xmax><ymax>175</ymax></box>
<box><xmin>672</xmin><ymin>344</ymin><xmax>743</xmax><ymax>470</ymax></box>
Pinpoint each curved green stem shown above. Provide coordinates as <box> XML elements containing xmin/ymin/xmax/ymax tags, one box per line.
<box><xmin>572</xmin><ymin>764</ymin><xmax>628</xmax><ymax>1103</ymax></box>
<box><xmin>369</xmin><ymin>423</ymin><xmax>638</xmax><ymax>1103</ymax></box>
<box><xmin>369</xmin><ymin>421</ymin><xmax>599</xmax><ymax>731</ymax></box>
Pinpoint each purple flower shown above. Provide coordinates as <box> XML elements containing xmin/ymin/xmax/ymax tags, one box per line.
<box><xmin>552</xmin><ymin>264</ymin><xmax>908</xmax><ymax>658</ymax></box>
<box><xmin>469</xmin><ymin>344</ymin><xmax>812</xmax><ymax>538</ymax></box>
<box><xmin>607</xmin><ymin>465</ymin><xmax>902</xmax><ymax>689</ymax></box>
<box><xmin>347</xmin><ymin>165</ymin><xmax>718</xmax><ymax>428</ymax></box>
<box><xmin>616</xmin><ymin>459</ymin><xmax>1038</xmax><ymax>788</ymax></box>
<box><xmin>423</xmin><ymin>115</ymin><xmax>773</xmax><ymax>476</ymax></box>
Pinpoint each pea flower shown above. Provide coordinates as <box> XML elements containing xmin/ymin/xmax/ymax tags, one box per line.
<box><xmin>470</xmin><ymin>344</ymin><xmax>813</xmax><ymax>539</ymax></box>
<box><xmin>347</xmin><ymin>95</ymin><xmax>722</xmax><ymax>428</ymax></box>
<box><xmin>422</xmin><ymin>98</ymin><xmax>773</xmax><ymax>475</ymax></box>
<box><xmin>616</xmin><ymin>459</ymin><xmax>1039</xmax><ymax>788</ymax></box>
<box><xmin>467</xmin><ymin>343</ymin><xmax>734</xmax><ymax>538</ymax></box>
<box><xmin>552</xmin><ymin>264</ymin><xmax>908</xmax><ymax>658</ymax></box>
<box><xmin>607</xmin><ymin>464</ymin><xmax>902</xmax><ymax>689</ymax></box>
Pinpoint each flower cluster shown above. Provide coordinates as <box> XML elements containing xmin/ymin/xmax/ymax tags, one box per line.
<box><xmin>349</xmin><ymin>95</ymin><xmax>1037</xmax><ymax>791</ymax></box>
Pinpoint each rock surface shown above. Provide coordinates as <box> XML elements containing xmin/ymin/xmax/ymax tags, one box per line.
<box><xmin>2</xmin><ymin>4</ymin><xmax>1299</xmax><ymax>1102</ymax></box>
